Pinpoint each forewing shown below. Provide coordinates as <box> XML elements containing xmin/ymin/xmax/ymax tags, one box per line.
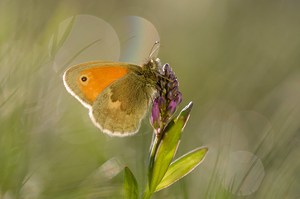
<box><xmin>63</xmin><ymin>61</ymin><xmax>129</xmax><ymax>108</ymax></box>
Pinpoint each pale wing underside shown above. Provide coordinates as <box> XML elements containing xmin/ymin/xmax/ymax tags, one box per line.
<box><xmin>90</xmin><ymin>73</ymin><xmax>153</xmax><ymax>136</ymax></box>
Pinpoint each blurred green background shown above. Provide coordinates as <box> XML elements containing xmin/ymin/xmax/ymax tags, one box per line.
<box><xmin>1</xmin><ymin>0</ymin><xmax>300</xmax><ymax>198</ymax></box>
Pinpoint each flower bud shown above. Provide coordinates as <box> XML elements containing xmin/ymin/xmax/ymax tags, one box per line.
<box><xmin>150</xmin><ymin>98</ymin><xmax>161</xmax><ymax>130</ymax></box>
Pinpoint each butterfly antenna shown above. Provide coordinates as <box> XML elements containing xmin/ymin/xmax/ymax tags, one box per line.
<box><xmin>149</xmin><ymin>41</ymin><xmax>160</xmax><ymax>58</ymax></box>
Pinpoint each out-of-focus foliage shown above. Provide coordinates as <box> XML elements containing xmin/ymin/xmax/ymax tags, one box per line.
<box><xmin>1</xmin><ymin>0</ymin><xmax>300</xmax><ymax>198</ymax></box>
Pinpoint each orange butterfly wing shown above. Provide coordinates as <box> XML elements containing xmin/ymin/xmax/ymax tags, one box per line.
<box><xmin>78</xmin><ymin>65</ymin><xmax>128</xmax><ymax>103</ymax></box>
<box><xmin>63</xmin><ymin>61</ymin><xmax>132</xmax><ymax>106</ymax></box>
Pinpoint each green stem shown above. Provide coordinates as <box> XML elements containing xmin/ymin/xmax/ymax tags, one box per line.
<box><xmin>141</xmin><ymin>187</ymin><xmax>152</xmax><ymax>199</ymax></box>
<box><xmin>148</xmin><ymin>133</ymin><xmax>162</xmax><ymax>182</ymax></box>
<box><xmin>142</xmin><ymin>132</ymin><xmax>163</xmax><ymax>199</ymax></box>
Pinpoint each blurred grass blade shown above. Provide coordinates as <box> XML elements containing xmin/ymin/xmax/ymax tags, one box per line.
<box><xmin>61</xmin><ymin>38</ymin><xmax>102</xmax><ymax>73</ymax></box>
<box><xmin>149</xmin><ymin>102</ymin><xmax>193</xmax><ymax>192</ymax></box>
<box><xmin>0</xmin><ymin>88</ymin><xmax>18</xmax><ymax>110</ymax></box>
<box><xmin>50</xmin><ymin>16</ymin><xmax>75</xmax><ymax>57</ymax></box>
<box><xmin>123</xmin><ymin>167</ymin><xmax>139</xmax><ymax>199</ymax></box>
<box><xmin>156</xmin><ymin>147</ymin><xmax>208</xmax><ymax>192</ymax></box>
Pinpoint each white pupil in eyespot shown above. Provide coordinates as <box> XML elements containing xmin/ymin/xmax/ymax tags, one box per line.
<box><xmin>81</xmin><ymin>76</ymin><xmax>87</xmax><ymax>82</ymax></box>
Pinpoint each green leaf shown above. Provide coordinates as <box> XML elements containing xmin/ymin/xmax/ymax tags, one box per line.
<box><xmin>123</xmin><ymin>167</ymin><xmax>139</xmax><ymax>199</ymax></box>
<box><xmin>155</xmin><ymin>147</ymin><xmax>208</xmax><ymax>192</ymax></box>
<box><xmin>149</xmin><ymin>102</ymin><xmax>193</xmax><ymax>193</ymax></box>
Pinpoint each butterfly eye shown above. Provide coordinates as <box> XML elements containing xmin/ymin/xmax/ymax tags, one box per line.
<box><xmin>150</xmin><ymin>60</ymin><xmax>157</xmax><ymax>70</ymax></box>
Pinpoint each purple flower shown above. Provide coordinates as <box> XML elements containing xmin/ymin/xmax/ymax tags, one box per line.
<box><xmin>150</xmin><ymin>62</ymin><xmax>182</xmax><ymax>136</ymax></box>
<box><xmin>167</xmin><ymin>100</ymin><xmax>177</xmax><ymax>116</ymax></box>
<box><xmin>150</xmin><ymin>98</ymin><xmax>161</xmax><ymax>132</ymax></box>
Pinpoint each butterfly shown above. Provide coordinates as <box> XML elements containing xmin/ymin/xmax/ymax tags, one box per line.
<box><xmin>63</xmin><ymin>43</ymin><xmax>162</xmax><ymax>136</ymax></box>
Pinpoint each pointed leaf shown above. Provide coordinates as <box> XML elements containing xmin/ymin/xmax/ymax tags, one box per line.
<box><xmin>149</xmin><ymin>102</ymin><xmax>193</xmax><ymax>192</ymax></box>
<box><xmin>156</xmin><ymin>147</ymin><xmax>208</xmax><ymax>192</ymax></box>
<box><xmin>123</xmin><ymin>167</ymin><xmax>139</xmax><ymax>199</ymax></box>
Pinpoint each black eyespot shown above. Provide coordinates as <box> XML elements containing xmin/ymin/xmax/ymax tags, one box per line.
<box><xmin>81</xmin><ymin>76</ymin><xmax>87</xmax><ymax>82</ymax></box>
